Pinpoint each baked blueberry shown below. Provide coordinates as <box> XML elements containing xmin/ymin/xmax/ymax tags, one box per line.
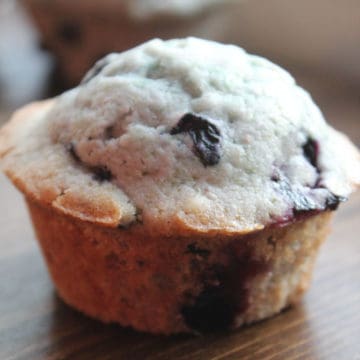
<box><xmin>92</xmin><ymin>166</ymin><xmax>113</xmax><ymax>182</ymax></box>
<box><xmin>171</xmin><ymin>113</ymin><xmax>221</xmax><ymax>166</ymax></box>
<box><xmin>325</xmin><ymin>193</ymin><xmax>347</xmax><ymax>211</ymax></box>
<box><xmin>303</xmin><ymin>137</ymin><xmax>319</xmax><ymax>170</ymax></box>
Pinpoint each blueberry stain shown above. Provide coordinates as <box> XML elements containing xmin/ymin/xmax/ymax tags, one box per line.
<box><xmin>181</xmin><ymin>247</ymin><xmax>268</xmax><ymax>333</ymax></box>
<box><xmin>186</xmin><ymin>243</ymin><xmax>211</xmax><ymax>258</ymax></box>
<box><xmin>181</xmin><ymin>285</ymin><xmax>237</xmax><ymax>333</ymax></box>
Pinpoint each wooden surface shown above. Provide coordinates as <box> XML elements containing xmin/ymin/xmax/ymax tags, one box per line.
<box><xmin>1</xmin><ymin>72</ymin><xmax>360</xmax><ymax>360</ymax></box>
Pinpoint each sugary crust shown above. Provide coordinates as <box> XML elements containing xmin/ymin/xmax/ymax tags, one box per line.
<box><xmin>0</xmin><ymin>102</ymin><xmax>267</xmax><ymax>235</ymax></box>
<box><xmin>0</xmin><ymin>101</ymin><xmax>53</xmax><ymax>159</ymax></box>
<box><xmin>22</xmin><ymin>38</ymin><xmax>360</xmax><ymax>234</ymax></box>
<box><xmin>2</xmin><ymin>95</ymin><xmax>359</xmax><ymax>236</ymax></box>
<box><xmin>27</xmin><ymin>197</ymin><xmax>333</xmax><ymax>334</ymax></box>
<box><xmin>0</xmin><ymin>101</ymin><xmax>135</xmax><ymax>228</ymax></box>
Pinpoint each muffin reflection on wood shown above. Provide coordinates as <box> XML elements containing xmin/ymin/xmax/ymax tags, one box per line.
<box><xmin>0</xmin><ymin>38</ymin><xmax>359</xmax><ymax>334</ymax></box>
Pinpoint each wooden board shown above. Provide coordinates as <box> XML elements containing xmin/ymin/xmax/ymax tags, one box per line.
<box><xmin>1</xmin><ymin>175</ymin><xmax>360</xmax><ymax>360</ymax></box>
<box><xmin>1</xmin><ymin>73</ymin><xmax>360</xmax><ymax>359</ymax></box>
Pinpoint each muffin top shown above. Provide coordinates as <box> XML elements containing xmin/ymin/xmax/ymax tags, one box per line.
<box><xmin>1</xmin><ymin>38</ymin><xmax>359</xmax><ymax>235</ymax></box>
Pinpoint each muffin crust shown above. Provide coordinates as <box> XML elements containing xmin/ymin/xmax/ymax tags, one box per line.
<box><xmin>27</xmin><ymin>198</ymin><xmax>332</xmax><ymax>334</ymax></box>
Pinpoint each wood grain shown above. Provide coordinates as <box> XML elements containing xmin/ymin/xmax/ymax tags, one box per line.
<box><xmin>0</xmin><ymin>73</ymin><xmax>360</xmax><ymax>359</ymax></box>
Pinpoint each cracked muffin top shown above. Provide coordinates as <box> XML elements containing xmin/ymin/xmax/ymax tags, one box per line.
<box><xmin>1</xmin><ymin>38</ymin><xmax>359</xmax><ymax>235</ymax></box>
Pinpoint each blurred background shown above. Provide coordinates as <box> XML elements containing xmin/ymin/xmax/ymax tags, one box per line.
<box><xmin>0</xmin><ymin>3</ymin><xmax>359</xmax><ymax>357</ymax></box>
<box><xmin>0</xmin><ymin>0</ymin><xmax>359</xmax><ymax>145</ymax></box>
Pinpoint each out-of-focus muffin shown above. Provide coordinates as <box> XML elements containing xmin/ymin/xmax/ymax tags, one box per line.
<box><xmin>22</xmin><ymin>0</ymin><xmax>236</xmax><ymax>88</ymax></box>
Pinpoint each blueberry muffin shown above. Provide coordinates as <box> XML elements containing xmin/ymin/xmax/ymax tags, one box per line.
<box><xmin>22</xmin><ymin>0</ymin><xmax>235</xmax><ymax>88</ymax></box>
<box><xmin>1</xmin><ymin>38</ymin><xmax>359</xmax><ymax>334</ymax></box>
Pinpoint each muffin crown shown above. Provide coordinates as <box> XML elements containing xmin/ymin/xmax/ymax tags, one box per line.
<box><xmin>1</xmin><ymin>38</ymin><xmax>359</xmax><ymax>234</ymax></box>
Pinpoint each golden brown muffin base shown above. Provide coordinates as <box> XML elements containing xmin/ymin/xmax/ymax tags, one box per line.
<box><xmin>26</xmin><ymin>197</ymin><xmax>333</xmax><ymax>334</ymax></box>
